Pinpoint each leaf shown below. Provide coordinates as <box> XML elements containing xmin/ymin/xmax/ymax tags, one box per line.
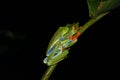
<box><xmin>87</xmin><ymin>0</ymin><xmax>120</xmax><ymax>18</ymax></box>
<box><xmin>87</xmin><ymin>0</ymin><xmax>100</xmax><ymax>17</ymax></box>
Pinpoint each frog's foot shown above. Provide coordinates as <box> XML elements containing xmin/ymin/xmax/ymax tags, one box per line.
<box><xmin>69</xmin><ymin>31</ymin><xmax>81</xmax><ymax>41</ymax></box>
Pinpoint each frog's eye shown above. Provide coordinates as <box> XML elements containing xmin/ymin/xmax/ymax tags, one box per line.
<box><xmin>72</xmin><ymin>25</ymin><xmax>76</xmax><ymax>30</ymax></box>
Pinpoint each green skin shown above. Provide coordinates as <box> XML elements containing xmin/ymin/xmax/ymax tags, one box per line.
<box><xmin>44</xmin><ymin>23</ymin><xmax>79</xmax><ymax>66</ymax></box>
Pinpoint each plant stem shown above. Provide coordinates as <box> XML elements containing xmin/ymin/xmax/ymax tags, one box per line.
<box><xmin>41</xmin><ymin>64</ymin><xmax>58</xmax><ymax>80</ymax></box>
<box><xmin>79</xmin><ymin>12</ymin><xmax>109</xmax><ymax>34</ymax></box>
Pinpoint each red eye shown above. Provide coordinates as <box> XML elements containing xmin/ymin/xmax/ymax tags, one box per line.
<box><xmin>72</xmin><ymin>25</ymin><xmax>76</xmax><ymax>30</ymax></box>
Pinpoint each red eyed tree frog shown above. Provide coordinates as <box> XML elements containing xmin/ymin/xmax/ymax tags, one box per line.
<box><xmin>43</xmin><ymin>23</ymin><xmax>81</xmax><ymax>66</ymax></box>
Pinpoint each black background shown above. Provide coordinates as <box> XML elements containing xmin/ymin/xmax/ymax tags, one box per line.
<box><xmin>0</xmin><ymin>0</ymin><xmax>120</xmax><ymax>80</ymax></box>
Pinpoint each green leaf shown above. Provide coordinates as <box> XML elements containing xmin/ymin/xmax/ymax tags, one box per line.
<box><xmin>87</xmin><ymin>0</ymin><xmax>100</xmax><ymax>17</ymax></box>
<box><xmin>87</xmin><ymin>0</ymin><xmax>120</xmax><ymax>18</ymax></box>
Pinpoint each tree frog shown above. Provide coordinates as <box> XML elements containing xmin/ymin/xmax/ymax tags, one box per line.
<box><xmin>43</xmin><ymin>23</ymin><xmax>81</xmax><ymax>66</ymax></box>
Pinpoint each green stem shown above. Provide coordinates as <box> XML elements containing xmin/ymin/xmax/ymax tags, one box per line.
<box><xmin>41</xmin><ymin>64</ymin><xmax>58</xmax><ymax>80</ymax></box>
<box><xmin>79</xmin><ymin>12</ymin><xmax>109</xmax><ymax>34</ymax></box>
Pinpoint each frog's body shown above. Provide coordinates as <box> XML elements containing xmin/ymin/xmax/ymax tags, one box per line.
<box><xmin>43</xmin><ymin>23</ymin><xmax>80</xmax><ymax>66</ymax></box>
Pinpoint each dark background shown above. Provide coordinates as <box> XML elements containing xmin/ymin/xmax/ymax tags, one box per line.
<box><xmin>0</xmin><ymin>1</ymin><xmax>120</xmax><ymax>80</ymax></box>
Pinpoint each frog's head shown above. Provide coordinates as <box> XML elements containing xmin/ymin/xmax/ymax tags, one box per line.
<box><xmin>65</xmin><ymin>23</ymin><xmax>79</xmax><ymax>35</ymax></box>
